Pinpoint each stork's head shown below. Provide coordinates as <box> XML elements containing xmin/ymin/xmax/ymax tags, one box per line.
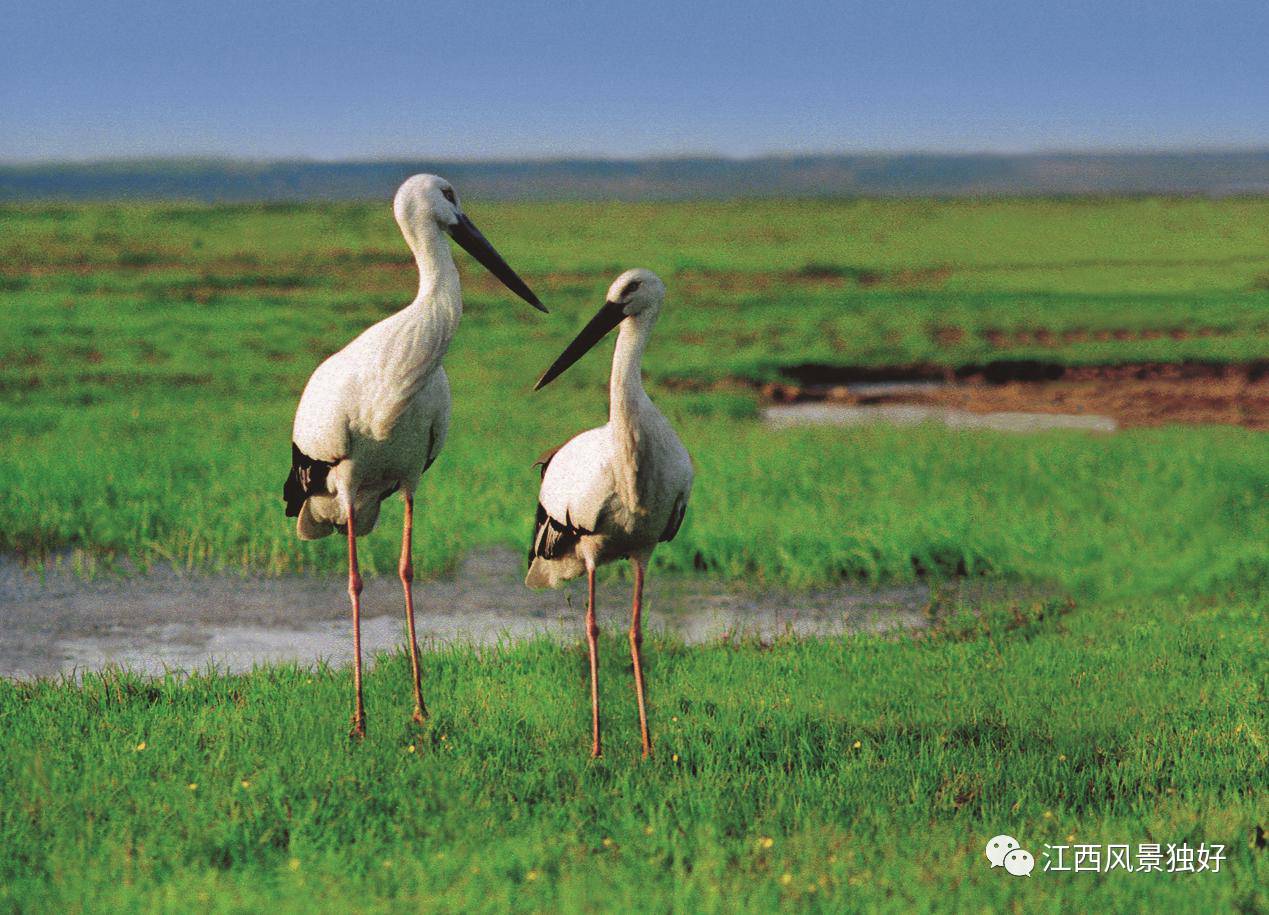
<box><xmin>393</xmin><ymin>174</ymin><xmax>546</xmax><ymax>312</ymax></box>
<box><xmin>534</xmin><ymin>268</ymin><xmax>666</xmax><ymax>390</ymax></box>
<box><xmin>393</xmin><ymin>173</ymin><xmax>463</xmax><ymax>234</ymax></box>
<box><xmin>606</xmin><ymin>268</ymin><xmax>666</xmax><ymax>321</ymax></box>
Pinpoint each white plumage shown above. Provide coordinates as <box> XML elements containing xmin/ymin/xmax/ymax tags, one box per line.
<box><xmin>527</xmin><ymin>407</ymin><xmax>693</xmax><ymax>587</ymax></box>
<box><xmin>289</xmin><ymin>255</ymin><xmax>456</xmax><ymax>539</ymax></box>
<box><xmin>526</xmin><ymin>268</ymin><xmax>693</xmax><ymax>757</ymax></box>
<box><xmin>284</xmin><ymin>173</ymin><xmax>544</xmax><ymax>737</ymax></box>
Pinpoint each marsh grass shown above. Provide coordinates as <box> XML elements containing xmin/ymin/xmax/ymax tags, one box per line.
<box><xmin>1</xmin><ymin>200</ymin><xmax>1266</xmax><ymax>594</ymax></box>
<box><xmin>0</xmin><ymin>595</ymin><xmax>1263</xmax><ymax>912</ymax></box>
<box><xmin>1</xmin><ymin>199</ymin><xmax>1265</xmax><ymax>911</ymax></box>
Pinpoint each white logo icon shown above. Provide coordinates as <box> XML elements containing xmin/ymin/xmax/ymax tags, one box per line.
<box><xmin>1005</xmin><ymin>848</ymin><xmax>1035</xmax><ymax>877</ymax></box>
<box><xmin>986</xmin><ymin>835</ymin><xmax>1020</xmax><ymax>868</ymax></box>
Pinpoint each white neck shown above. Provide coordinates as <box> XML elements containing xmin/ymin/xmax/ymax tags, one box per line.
<box><xmin>373</xmin><ymin>218</ymin><xmax>463</xmax><ymax>411</ymax></box>
<box><xmin>400</xmin><ymin>221</ymin><xmax>462</xmax><ymax>364</ymax></box>
<box><xmin>608</xmin><ymin>312</ymin><xmax>659</xmax><ymax>512</ymax></box>
<box><xmin>609</xmin><ymin>314</ymin><xmax>652</xmax><ymax>431</ymax></box>
<box><xmin>408</xmin><ymin>220</ymin><xmax>460</xmax><ymax>306</ymax></box>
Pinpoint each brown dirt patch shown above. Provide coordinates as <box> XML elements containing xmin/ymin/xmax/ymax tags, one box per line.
<box><xmin>911</xmin><ymin>377</ymin><xmax>1264</xmax><ymax>429</ymax></box>
<box><xmin>932</xmin><ymin>326</ymin><xmax>966</xmax><ymax>346</ymax></box>
<box><xmin>740</xmin><ymin>361</ymin><xmax>1269</xmax><ymax>429</ymax></box>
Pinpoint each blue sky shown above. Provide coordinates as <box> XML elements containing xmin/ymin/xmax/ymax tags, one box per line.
<box><xmin>2</xmin><ymin>0</ymin><xmax>1266</xmax><ymax>161</ymax></box>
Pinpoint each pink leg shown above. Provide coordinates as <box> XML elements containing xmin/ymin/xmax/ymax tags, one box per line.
<box><xmin>586</xmin><ymin>564</ymin><xmax>601</xmax><ymax>758</ymax></box>
<box><xmin>347</xmin><ymin>504</ymin><xmax>366</xmax><ymax>739</ymax></box>
<box><xmin>400</xmin><ymin>494</ymin><xmax>427</xmax><ymax>723</ymax></box>
<box><xmin>629</xmin><ymin>557</ymin><xmax>652</xmax><ymax>758</ymax></box>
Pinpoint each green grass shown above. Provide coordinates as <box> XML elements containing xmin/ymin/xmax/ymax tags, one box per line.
<box><xmin>1</xmin><ymin>198</ymin><xmax>1266</xmax><ymax>593</ymax></box>
<box><xmin>1</xmin><ymin>595</ymin><xmax>1263</xmax><ymax>912</ymax></box>
<box><xmin>1</xmin><ymin>198</ymin><xmax>1265</xmax><ymax>910</ymax></box>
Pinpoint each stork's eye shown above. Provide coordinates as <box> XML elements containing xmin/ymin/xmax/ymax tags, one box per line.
<box><xmin>621</xmin><ymin>280</ymin><xmax>642</xmax><ymax>299</ymax></box>
<box><xmin>441</xmin><ymin>187</ymin><xmax>456</xmax><ymax>204</ymax></box>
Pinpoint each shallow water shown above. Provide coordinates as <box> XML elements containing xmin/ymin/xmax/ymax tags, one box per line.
<box><xmin>763</xmin><ymin>402</ymin><xmax>1118</xmax><ymax>433</ymax></box>
<box><xmin>0</xmin><ymin>548</ymin><xmax>931</xmax><ymax>679</ymax></box>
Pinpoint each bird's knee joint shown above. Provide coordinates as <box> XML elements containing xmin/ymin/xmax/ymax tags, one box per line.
<box><xmin>629</xmin><ymin>628</ymin><xmax>642</xmax><ymax>648</ymax></box>
<box><xmin>348</xmin><ymin>573</ymin><xmax>363</xmax><ymax>597</ymax></box>
<box><xmin>399</xmin><ymin>562</ymin><xmax>413</xmax><ymax>584</ymax></box>
<box><xmin>587</xmin><ymin>621</ymin><xmax>600</xmax><ymax>641</ymax></box>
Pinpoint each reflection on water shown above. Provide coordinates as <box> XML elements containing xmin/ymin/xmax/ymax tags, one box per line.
<box><xmin>0</xmin><ymin>548</ymin><xmax>931</xmax><ymax>679</ymax></box>
<box><xmin>764</xmin><ymin>402</ymin><xmax>1118</xmax><ymax>433</ymax></box>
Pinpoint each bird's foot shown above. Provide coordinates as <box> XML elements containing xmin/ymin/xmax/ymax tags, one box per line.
<box><xmin>411</xmin><ymin>705</ymin><xmax>428</xmax><ymax>726</ymax></box>
<box><xmin>349</xmin><ymin>717</ymin><xmax>366</xmax><ymax>741</ymax></box>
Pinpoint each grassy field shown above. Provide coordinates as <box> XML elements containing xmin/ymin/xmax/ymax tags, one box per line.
<box><xmin>1</xmin><ymin>198</ymin><xmax>1266</xmax><ymax>589</ymax></box>
<box><xmin>0</xmin><ymin>197</ymin><xmax>1265</xmax><ymax>910</ymax></box>
<box><xmin>0</xmin><ymin>597</ymin><xmax>1263</xmax><ymax>912</ymax></box>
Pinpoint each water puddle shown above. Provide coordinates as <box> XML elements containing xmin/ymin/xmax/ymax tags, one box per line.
<box><xmin>764</xmin><ymin>402</ymin><xmax>1118</xmax><ymax>433</ymax></box>
<box><xmin>0</xmin><ymin>548</ymin><xmax>931</xmax><ymax>679</ymax></box>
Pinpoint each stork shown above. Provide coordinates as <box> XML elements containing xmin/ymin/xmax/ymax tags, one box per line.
<box><xmin>526</xmin><ymin>269</ymin><xmax>693</xmax><ymax>758</ymax></box>
<box><xmin>283</xmin><ymin>174</ymin><xmax>545</xmax><ymax>739</ymax></box>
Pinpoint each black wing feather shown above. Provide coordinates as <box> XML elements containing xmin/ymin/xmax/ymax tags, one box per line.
<box><xmin>527</xmin><ymin>446</ymin><xmax>591</xmax><ymax>563</ymax></box>
<box><xmin>530</xmin><ymin>506</ymin><xmax>588</xmax><ymax>562</ymax></box>
<box><xmin>422</xmin><ymin>425</ymin><xmax>440</xmax><ymax>473</ymax></box>
<box><xmin>659</xmin><ymin>494</ymin><xmax>688</xmax><ymax>543</ymax></box>
<box><xmin>283</xmin><ymin>442</ymin><xmax>336</xmax><ymax>517</ymax></box>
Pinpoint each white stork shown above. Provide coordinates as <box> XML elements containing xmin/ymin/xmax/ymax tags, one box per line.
<box><xmin>526</xmin><ymin>269</ymin><xmax>693</xmax><ymax>758</ymax></box>
<box><xmin>284</xmin><ymin>174</ymin><xmax>545</xmax><ymax>739</ymax></box>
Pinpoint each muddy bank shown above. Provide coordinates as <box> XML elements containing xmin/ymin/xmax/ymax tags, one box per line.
<box><xmin>0</xmin><ymin>548</ymin><xmax>931</xmax><ymax>679</ymax></box>
<box><xmin>678</xmin><ymin>360</ymin><xmax>1269</xmax><ymax>429</ymax></box>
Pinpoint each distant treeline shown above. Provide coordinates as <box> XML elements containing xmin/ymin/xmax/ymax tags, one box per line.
<box><xmin>2</xmin><ymin>152</ymin><xmax>1268</xmax><ymax>201</ymax></box>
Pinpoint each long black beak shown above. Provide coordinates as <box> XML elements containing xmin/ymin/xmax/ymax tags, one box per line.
<box><xmin>448</xmin><ymin>212</ymin><xmax>547</xmax><ymax>312</ymax></box>
<box><xmin>534</xmin><ymin>299</ymin><xmax>626</xmax><ymax>390</ymax></box>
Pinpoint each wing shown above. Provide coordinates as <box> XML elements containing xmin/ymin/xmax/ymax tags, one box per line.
<box><xmin>284</xmin><ymin>351</ymin><xmax>355</xmax><ymax>516</ymax></box>
<box><xmin>283</xmin><ymin>442</ymin><xmax>338</xmax><ymax>517</ymax></box>
<box><xmin>529</xmin><ymin>501</ymin><xmax>584</xmax><ymax>562</ymax></box>
<box><xmin>650</xmin><ymin>413</ymin><xmax>694</xmax><ymax>544</ymax></box>
<box><xmin>291</xmin><ymin>349</ymin><xmax>356</xmax><ymax>458</ymax></box>
<box><xmin>659</xmin><ymin>491</ymin><xmax>688</xmax><ymax>543</ymax></box>
<box><xmin>532</xmin><ymin>442</ymin><xmax>566</xmax><ymax>477</ymax></box>
<box><xmin>528</xmin><ymin>428</ymin><xmax>615</xmax><ymax>562</ymax></box>
<box><xmin>290</xmin><ymin>308</ymin><xmax>414</xmax><ymax>464</ymax></box>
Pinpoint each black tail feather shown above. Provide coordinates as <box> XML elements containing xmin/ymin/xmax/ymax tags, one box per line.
<box><xmin>529</xmin><ymin>505</ymin><xmax>586</xmax><ymax>564</ymax></box>
<box><xmin>283</xmin><ymin>442</ymin><xmax>336</xmax><ymax>517</ymax></box>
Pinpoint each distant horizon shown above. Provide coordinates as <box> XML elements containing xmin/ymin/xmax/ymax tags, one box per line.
<box><xmin>5</xmin><ymin>146</ymin><xmax>1269</xmax><ymax>168</ymax></box>
<box><xmin>6</xmin><ymin>151</ymin><xmax>1267</xmax><ymax>201</ymax></box>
